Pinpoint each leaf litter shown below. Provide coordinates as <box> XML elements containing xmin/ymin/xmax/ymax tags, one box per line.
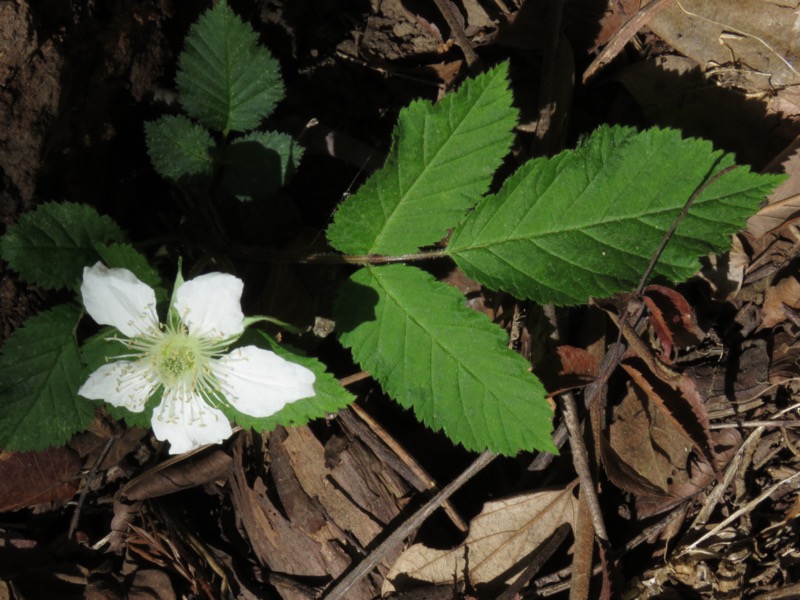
<box><xmin>3</xmin><ymin>1</ymin><xmax>800</xmax><ymax>599</ymax></box>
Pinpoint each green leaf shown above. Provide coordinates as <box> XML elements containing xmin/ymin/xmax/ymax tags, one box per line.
<box><xmin>335</xmin><ymin>265</ymin><xmax>555</xmax><ymax>455</ymax></box>
<box><xmin>79</xmin><ymin>329</ymin><xmax>153</xmax><ymax>428</ymax></box>
<box><xmin>326</xmin><ymin>62</ymin><xmax>518</xmax><ymax>256</ymax></box>
<box><xmin>220</xmin><ymin>131</ymin><xmax>304</xmax><ymax>201</ymax></box>
<box><xmin>0</xmin><ymin>304</ymin><xmax>94</xmax><ymax>451</ymax></box>
<box><xmin>0</xmin><ymin>202</ymin><xmax>126</xmax><ymax>290</ymax></box>
<box><xmin>176</xmin><ymin>1</ymin><xmax>284</xmax><ymax>133</ymax></box>
<box><xmin>226</xmin><ymin>332</ymin><xmax>354</xmax><ymax>431</ymax></box>
<box><xmin>95</xmin><ymin>243</ymin><xmax>168</xmax><ymax>303</ymax></box>
<box><xmin>145</xmin><ymin>115</ymin><xmax>215</xmax><ymax>182</ymax></box>
<box><xmin>448</xmin><ymin>125</ymin><xmax>784</xmax><ymax>305</ymax></box>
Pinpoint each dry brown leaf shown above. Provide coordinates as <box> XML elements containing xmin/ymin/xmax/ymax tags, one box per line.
<box><xmin>107</xmin><ymin>448</ymin><xmax>233</xmax><ymax>552</ymax></box>
<box><xmin>606</xmin><ymin>360</ymin><xmax>742</xmax><ymax>517</ymax></box>
<box><xmin>605</xmin><ymin>376</ymin><xmax>686</xmax><ymax>496</ymax></box>
<box><xmin>550</xmin><ymin>345</ymin><xmax>601</xmax><ymax>392</ymax></box>
<box><xmin>382</xmin><ymin>486</ymin><xmax>579</xmax><ymax>594</ymax></box>
<box><xmin>647</xmin><ymin>0</ymin><xmax>800</xmax><ymax>91</ymax></box>
<box><xmin>642</xmin><ymin>285</ymin><xmax>705</xmax><ymax>359</ymax></box>
<box><xmin>697</xmin><ymin>233</ymin><xmax>749</xmax><ymax>301</ymax></box>
<box><xmin>589</xmin><ymin>0</ymin><xmax>642</xmax><ymax>53</ymax></box>
<box><xmin>615</xmin><ymin>55</ymin><xmax>794</xmax><ymax>168</ymax></box>
<box><xmin>761</xmin><ymin>275</ymin><xmax>800</xmax><ymax>329</ymax></box>
<box><xmin>622</xmin><ymin>359</ymin><xmax>718</xmax><ymax>472</ymax></box>
<box><xmin>746</xmin><ymin>194</ymin><xmax>800</xmax><ymax>239</ymax></box>
<box><xmin>769</xmin><ymin>327</ymin><xmax>800</xmax><ymax>385</ymax></box>
<box><xmin>747</xmin><ymin>134</ymin><xmax>800</xmax><ymax>238</ymax></box>
<box><xmin>557</xmin><ymin>345</ymin><xmax>600</xmax><ymax>379</ymax></box>
<box><xmin>0</xmin><ymin>447</ymin><xmax>82</xmax><ymax>512</ymax></box>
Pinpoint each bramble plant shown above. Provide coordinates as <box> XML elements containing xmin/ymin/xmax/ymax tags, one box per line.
<box><xmin>144</xmin><ymin>1</ymin><xmax>303</xmax><ymax>201</ymax></box>
<box><xmin>0</xmin><ymin>2</ymin><xmax>784</xmax><ymax>456</ymax></box>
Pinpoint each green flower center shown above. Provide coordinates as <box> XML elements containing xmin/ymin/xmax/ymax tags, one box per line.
<box><xmin>152</xmin><ymin>332</ymin><xmax>205</xmax><ymax>388</ymax></box>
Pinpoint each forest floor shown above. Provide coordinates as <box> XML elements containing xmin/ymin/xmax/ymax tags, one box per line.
<box><xmin>2</xmin><ymin>0</ymin><xmax>800</xmax><ymax>598</ymax></box>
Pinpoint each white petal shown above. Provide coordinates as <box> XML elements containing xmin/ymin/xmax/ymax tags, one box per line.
<box><xmin>151</xmin><ymin>390</ymin><xmax>232</xmax><ymax>454</ymax></box>
<box><xmin>78</xmin><ymin>360</ymin><xmax>157</xmax><ymax>413</ymax></box>
<box><xmin>174</xmin><ymin>273</ymin><xmax>244</xmax><ymax>339</ymax></box>
<box><xmin>81</xmin><ymin>262</ymin><xmax>159</xmax><ymax>338</ymax></box>
<box><xmin>212</xmin><ymin>346</ymin><xmax>315</xmax><ymax>417</ymax></box>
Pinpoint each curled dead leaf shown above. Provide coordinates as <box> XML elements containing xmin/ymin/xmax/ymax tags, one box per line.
<box><xmin>643</xmin><ymin>285</ymin><xmax>705</xmax><ymax>359</ymax></box>
<box><xmin>382</xmin><ymin>485</ymin><xmax>579</xmax><ymax>595</ymax></box>
<box><xmin>622</xmin><ymin>358</ymin><xmax>718</xmax><ymax>473</ymax></box>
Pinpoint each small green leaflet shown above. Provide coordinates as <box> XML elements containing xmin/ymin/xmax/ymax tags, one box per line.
<box><xmin>145</xmin><ymin>115</ymin><xmax>214</xmax><ymax>182</ymax></box>
<box><xmin>220</xmin><ymin>131</ymin><xmax>305</xmax><ymax>201</ymax></box>
<box><xmin>336</xmin><ymin>265</ymin><xmax>555</xmax><ymax>455</ymax></box>
<box><xmin>0</xmin><ymin>304</ymin><xmax>93</xmax><ymax>451</ymax></box>
<box><xmin>448</xmin><ymin>125</ymin><xmax>784</xmax><ymax>305</ymax></box>
<box><xmin>0</xmin><ymin>202</ymin><xmax>125</xmax><ymax>290</ymax></box>
<box><xmin>224</xmin><ymin>332</ymin><xmax>354</xmax><ymax>431</ymax></box>
<box><xmin>327</xmin><ymin>63</ymin><xmax>518</xmax><ymax>256</ymax></box>
<box><xmin>177</xmin><ymin>1</ymin><xmax>284</xmax><ymax>134</ymax></box>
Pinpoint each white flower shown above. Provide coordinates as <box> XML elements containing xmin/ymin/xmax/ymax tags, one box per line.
<box><xmin>78</xmin><ymin>262</ymin><xmax>316</xmax><ymax>455</ymax></box>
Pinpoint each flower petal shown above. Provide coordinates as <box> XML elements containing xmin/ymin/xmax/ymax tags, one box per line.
<box><xmin>78</xmin><ymin>360</ymin><xmax>157</xmax><ymax>413</ymax></box>
<box><xmin>81</xmin><ymin>262</ymin><xmax>159</xmax><ymax>338</ymax></box>
<box><xmin>151</xmin><ymin>390</ymin><xmax>232</xmax><ymax>454</ymax></box>
<box><xmin>212</xmin><ymin>346</ymin><xmax>316</xmax><ymax>417</ymax></box>
<box><xmin>174</xmin><ymin>273</ymin><xmax>245</xmax><ymax>339</ymax></box>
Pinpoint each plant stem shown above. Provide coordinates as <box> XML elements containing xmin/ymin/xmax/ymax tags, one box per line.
<box><xmin>322</xmin><ymin>450</ymin><xmax>498</xmax><ymax>600</ymax></box>
<box><xmin>229</xmin><ymin>244</ymin><xmax>449</xmax><ymax>265</ymax></box>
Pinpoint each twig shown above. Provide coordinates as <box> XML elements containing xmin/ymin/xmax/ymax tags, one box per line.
<box><xmin>230</xmin><ymin>244</ymin><xmax>448</xmax><ymax>265</ymax></box>
<box><xmin>68</xmin><ymin>436</ymin><xmax>115</xmax><ymax>540</ymax></box>
<box><xmin>431</xmin><ymin>0</ymin><xmax>481</xmax><ymax>68</ymax></box>
<box><xmin>680</xmin><ymin>469</ymin><xmax>800</xmax><ymax>554</ymax></box>
<box><xmin>710</xmin><ymin>420</ymin><xmax>800</xmax><ymax>429</ymax></box>
<box><xmin>322</xmin><ymin>450</ymin><xmax>498</xmax><ymax>599</ymax></box>
<box><xmin>673</xmin><ymin>0</ymin><xmax>800</xmax><ymax>80</ymax></box>
<box><xmin>581</xmin><ymin>340</ymin><xmax>626</xmax><ymax>411</ymax></box>
<box><xmin>345</xmin><ymin>403</ymin><xmax>469</xmax><ymax>533</ymax></box>
<box><xmin>528</xmin><ymin>418</ymin><xmax>570</xmax><ymax>471</ymax></box>
<box><xmin>339</xmin><ymin>371</ymin><xmax>372</xmax><ymax>387</ymax></box>
<box><xmin>582</xmin><ymin>0</ymin><xmax>675</xmax><ymax>83</ymax></box>
<box><xmin>560</xmin><ymin>394</ymin><xmax>608</xmax><ymax>543</ymax></box>
<box><xmin>495</xmin><ymin>523</ymin><xmax>571</xmax><ymax>600</ymax></box>
<box><xmin>530</xmin><ymin>502</ymin><xmax>688</xmax><ymax>596</ymax></box>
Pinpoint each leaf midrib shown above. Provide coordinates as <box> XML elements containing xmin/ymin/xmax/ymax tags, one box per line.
<box><xmin>449</xmin><ymin>194</ymin><xmax>739</xmax><ymax>255</ymax></box>
<box><xmin>369</xmin><ymin>267</ymin><xmax>539</xmax><ymax>447</ymax></box>
<box><xmin>369</xmin><ymin>77</ymin><xmax>503</xmax><ymax>254</ymax></box>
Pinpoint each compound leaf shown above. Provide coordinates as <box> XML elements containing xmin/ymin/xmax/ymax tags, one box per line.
<box><xmin>327</xmin><ymin>63</ymin><xmax>517</xmax><ymax>256</ymax></box>
<box><xmin>1</xmin><ymin>202</ymin><xmax>125</xmax><ymax>290</ymax></box>
<box><xmin>220</xmin><ymin>131</ymin><xmax>304</xmax><ymax>201</ymax></box>
<box><xmin>177</xmin><ymin>1</ymin><xmax>284</xmax><ymax>133</ymax></box>
<box><xmin>145</xmin><ymin>115</ymin><xmax>215</xmax><ymax>182</ymax></box>
<box><xmin>335</xmin><ymin>265</ymin><xmax>555</xmax><ymax>455</ymax></box>
<box><xmin>448</xmin><ymin>125</ymin><xmax>784</xmax><ymax>305</ymax></box>
<box><xmin>0</xmin><ymin>304</ymin><xmax>93</xmax><ymax>451</ymax></box>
